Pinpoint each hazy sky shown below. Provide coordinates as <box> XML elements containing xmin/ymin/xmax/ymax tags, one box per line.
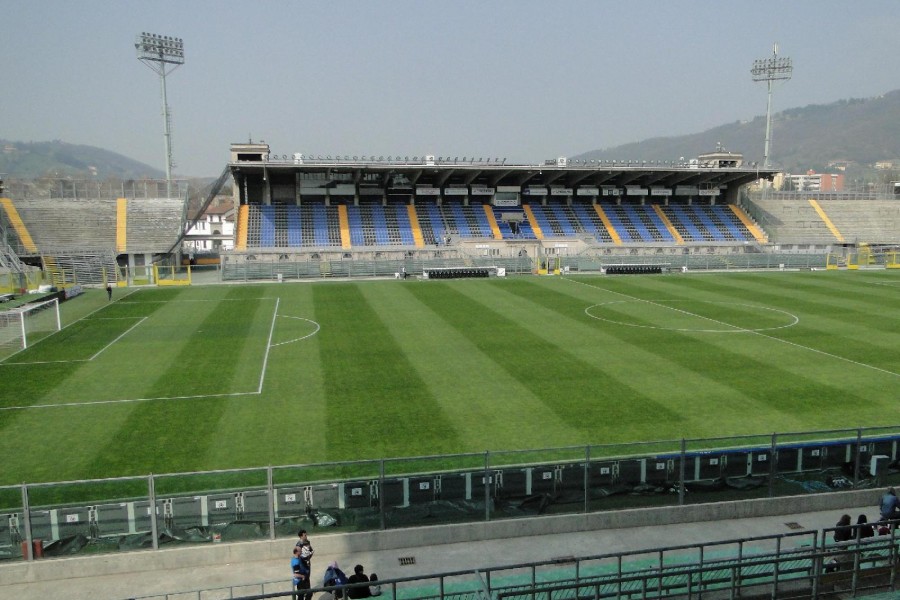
<box><xmin>4</xmin><ymin>1</ymin><xmax>900</xmax><ymax>176</ymax></box>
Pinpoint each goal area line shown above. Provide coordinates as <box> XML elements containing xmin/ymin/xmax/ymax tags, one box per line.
<box><xmin>1</xmin><ymin>297</ymin><xmax>286</xmax><ymax>411</ymax></box>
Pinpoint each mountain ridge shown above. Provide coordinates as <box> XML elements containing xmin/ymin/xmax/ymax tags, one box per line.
<box><xmin>4</xmin><ymin>89</ymin><xmax>900</xmax><ymax>180</ymax></box>
<box><xmin>0</xmin><ymin>139</ymin><xmax>164</xmax><ymax>179</ymax></box>
<box><xmin>572</xmin><ymin>90</ymin><xmax>900</xmax><ymax>173</ymax></box>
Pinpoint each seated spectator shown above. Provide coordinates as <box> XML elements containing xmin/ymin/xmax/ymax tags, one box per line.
<box><xmin>347</xmin><ymin>564</ymin><xmax>372</xmax><ymax>599</ymax></box>
<box><xmin>880</xmin><ymin>487</ymin><xmax>900</xmax><ymax>522</ymax></box>
<box><xmin>857</xmin><ymin>514</ymin><xmax>874</xmax><ymax>538</ymax></box>
<box><xmin>834</xmin><ymin>514</ymin><xmax>853</xmax><ymax>542</ymax></box>
<box><xmin>324</xmin><ymin>561</ymin><xmax>349</xmax><ymax>599</ymax></box>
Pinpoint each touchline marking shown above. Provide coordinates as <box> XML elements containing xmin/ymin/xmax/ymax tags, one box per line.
<box><xmin>565</xmin><ymin>277</ymin><xmax>900</xmax><ymax>379</ymax></box>
<box><xmin>0</xmin><ymin>390</ymin><xmax>260</xmax><ymax>411</ymax></box>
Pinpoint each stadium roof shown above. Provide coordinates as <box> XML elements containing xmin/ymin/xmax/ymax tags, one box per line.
<box><xmin>228</xmin><ymin>144</ymin><xmax>776</xmax><ymax>196</ymax></box>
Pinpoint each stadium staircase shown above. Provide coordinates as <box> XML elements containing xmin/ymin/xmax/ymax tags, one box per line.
<box><xmin>729</xmin><ymin>204</ymin><xmax>768</xmax><ymax>242</ymax></box>
<box><xmin>522</xmin><ymin>204</ymin><xmax>544</xmax><ymax>239</ymax></box>
<box><xmin>116</xmin><ymin>198</ymin><xmax>128</xmax><ymax>253</ymax></box>
<box><xmin>526</xmin><ymin>204</ymin><xmax>554</xmax><ymax>237</ymax></box>
<box><xmin>651</xmin><ymin>205</ymin><xmax>684</xmax><ymax>243</ymax></box>
<box><xmin>0</xmin><ymin>238</ymin><xmax>28</xmax><ymax>274</ymax></box>
<box><xmin>482</xmin><ymin>204</ymin><xmax>503</xmax><ymax>240</ymax></box>
<box><xmin>337</xmin><ymin>205</ymin><xmax>352</xmax><ymax>249</ymax></box>
<box><xmin>235</xmin><ymin>205</ymin><xmax>249</xmax><ymax>250</ymax></box>
<box><xmin>0</xmin><ymin>197</ymin><xmax>39</xmax><ymax>254</ymax></box>
<box><xmin>407</xmin><ymin>205</ymin><xmax>425</xmax><ymax>247</ymax></box>
<box><xmin>807</xmin><ymin>199</ymin><xmax>845</xmax><ymax>242</ymax></box>
<box><xmin>568</xmin><ymin>204</ymin><xmax>611</xmax><ymax>243</ymax></box>
<box><xmin>598</xmin><ymin>205</ymin><xmax>637</xmax><ymax>242</ymax></box>
<box><xmin>592</xmin><ymin>205</ymin><xmax>622</xmax><ymax>244</ymax></box>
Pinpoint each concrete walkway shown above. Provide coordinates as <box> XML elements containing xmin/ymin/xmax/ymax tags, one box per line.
<box><xmin>0</xmin><ymin>500</ymin><xmax>881</xmax><ymax>600</ymax></box>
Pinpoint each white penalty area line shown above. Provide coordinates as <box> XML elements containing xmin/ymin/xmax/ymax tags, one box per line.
<box><xmin>0</xmin><ymin>288</ymin><xmax>141</xmax><ymax>365</ymax></box>
<box><xmin>565</xmin><ymin>277</ymin><xmax>900</xmax><ymax>379</ymax></box>
<box><xmin>2</xmin><ymin>296</ymin><xmax>317</xmax><ymax>410</ymax></box>
<box><xmin>1</xmin><ymin>316</ymin><xmax>148</xmax><ymax>366</ymax></box>
<box><xmin>116</xmin><ymin>297</ymin><xmax>278</xmax><ymax>304</ymax></box>
<box><xmin>88</xmin><ymin>316</ymin><xmax>148</xmax><ymax>361</ymax></box>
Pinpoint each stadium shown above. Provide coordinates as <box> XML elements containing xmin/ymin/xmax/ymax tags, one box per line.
<box><xmin>0</xmin><ymin>138</ymin><xmax>899</xmax><ymax>600</ymax></box>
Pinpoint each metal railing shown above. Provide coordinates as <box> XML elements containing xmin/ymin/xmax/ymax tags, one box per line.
<box><xmin>122</xmin><ymin>526</ymin><xmax>900</xmax><ymax>600</ymax></box>
<box><xmin>1</xmin><ymin>426</ymin><xmax>899</xmax><ymax>564</ymax></box>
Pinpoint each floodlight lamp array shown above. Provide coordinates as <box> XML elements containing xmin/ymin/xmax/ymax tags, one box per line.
<box><xmin>136</xmin><ymin>32</ymin><xmax>185</xmax><ymax>64</ymax></box>
<box><xmin>751</xmin><ymin>57</ymin><xmax>792</xmax><ymax>81</ymax></box>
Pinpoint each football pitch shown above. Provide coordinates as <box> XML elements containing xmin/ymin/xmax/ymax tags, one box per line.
<box><xmin>0</xmin><ymin>271</ymin><xmax>898</xmax><ymax>486</ymax></box>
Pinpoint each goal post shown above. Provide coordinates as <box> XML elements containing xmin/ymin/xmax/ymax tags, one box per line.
<box><xmin>0</xmin><ymin>298</ymin><xmax>61</xmax><ymax>359</ymax></box>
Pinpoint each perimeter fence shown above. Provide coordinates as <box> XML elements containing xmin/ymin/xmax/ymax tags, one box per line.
<box><xmin>2</xmin><ymin>425</ymin><xmax>899</xmax><ymax>564</ymax></box>
<box><xmin>219</xmin><ymin>252</ymin><xmax>833</xmax><ymax>282</ymax></box>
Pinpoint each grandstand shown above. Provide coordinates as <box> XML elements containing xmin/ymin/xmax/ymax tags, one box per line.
<box><xmin>747</xmin><ymin>194</ymin><xmax>900</xmax><ymax>246</ymax></box>
<box><xmin>224</xmin><ymin>145</ymin><xmax>772</xmax><ymax>264</ymax></box>
<box><xmin>0</xmin><ymin>180</ymin><xmax>189</xmax><ymax>287</ymax></box>
<box><xmin>216</xmin><ymin>144</ymin><xmax>898</xmax><ymax>278</ymax></box>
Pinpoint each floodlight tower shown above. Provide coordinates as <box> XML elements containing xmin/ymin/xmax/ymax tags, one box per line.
<box><xmin>135</xmin><ymin>32</ymin><xmax>185</xmax><ymax>198</ymax></box>
<box><xmin>751</xmin><ymin>43</ymin><xmax>792</xmax><ymax>169</ymax></box>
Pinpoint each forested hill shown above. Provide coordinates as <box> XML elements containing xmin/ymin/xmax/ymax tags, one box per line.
<box><xmin>573</xmin><ymin>89</ymin><xmax>900</xmax><ymax>172</ymax></box>
<box><xmin>0</xmin><ymin>139</ymin><xmax>163</xmax><ymax>179</ymax></box>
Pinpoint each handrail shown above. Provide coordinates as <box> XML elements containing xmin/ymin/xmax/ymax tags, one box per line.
<box><xmin>121</xmin><ymin>528</ymin><xmax>899</xmax><ymax>600</ymax></box>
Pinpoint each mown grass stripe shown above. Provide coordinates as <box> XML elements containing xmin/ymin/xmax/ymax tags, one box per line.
<box><xmin>408</xmin><ymin>280</ymin><xmax>685</xmax><ymax>433</ymax></box>
<box><xmin>565</xmin><ymin>276</ymin><xmax>884</xmax><ymax>419</ymax></box>
<box><xmin>497</xmin><ymin>279</ymin><xmax>797</xmax><ymax>439</ymax></box>
<box><xmin>654</xmin><ymin>275</ymin><xmax>899</xmax><ymax>363</ymax></box>
<box><xmin>79</xmin><ymin>289</ymin><xmax>268</xmax><ymax>477</ymax></box>
<box><xmin>313</xmin><ymin>283</ymin><xmax>461</xmax><ymax>459</ymax></box>
<box><xmin>360</xmin><ymin>281</ymin><xmax>582</xmax><ymax>449</ymax></box>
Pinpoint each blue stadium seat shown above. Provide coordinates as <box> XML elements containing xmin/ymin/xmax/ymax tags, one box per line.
<box><xmin>691</xmin><ymin>206</ymin><xmax>726</xmax><ymax>241</ymax></box>
<box><xmin>286</xmin><ymin>205</ymin><xmax>303</xmax><ymax>246</ymax></box>
<box><xmin>671</xmin><ymin>205</ymin><xmax>705</xmax><ymax>241</ymax></box>
<box><xmin>259</xmin><ymin>205</ymin><xmax>276</xmax><ymax>247</ymax></box>
<box><xmin>711</xmin><ymin>205</ymin><xmax>751</xmax><ymax>241</ymax></box>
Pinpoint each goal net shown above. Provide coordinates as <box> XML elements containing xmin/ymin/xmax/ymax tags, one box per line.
<box><xmin>0</xmin><ymin>298</ymin><xmax>61</xmax><ymax>360</ymax></box>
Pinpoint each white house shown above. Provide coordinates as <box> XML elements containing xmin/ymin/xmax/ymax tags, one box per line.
<box><xmin>183</xmin><ymin>204</ymin><xmax>235</xmax><ymax>254</ymax></box>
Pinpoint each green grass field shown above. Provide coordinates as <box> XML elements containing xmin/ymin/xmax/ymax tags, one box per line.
<box><xmin>0</xmin><ymin>270</ymin><xmax>898</xmax><ymax>486</ymax></box>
